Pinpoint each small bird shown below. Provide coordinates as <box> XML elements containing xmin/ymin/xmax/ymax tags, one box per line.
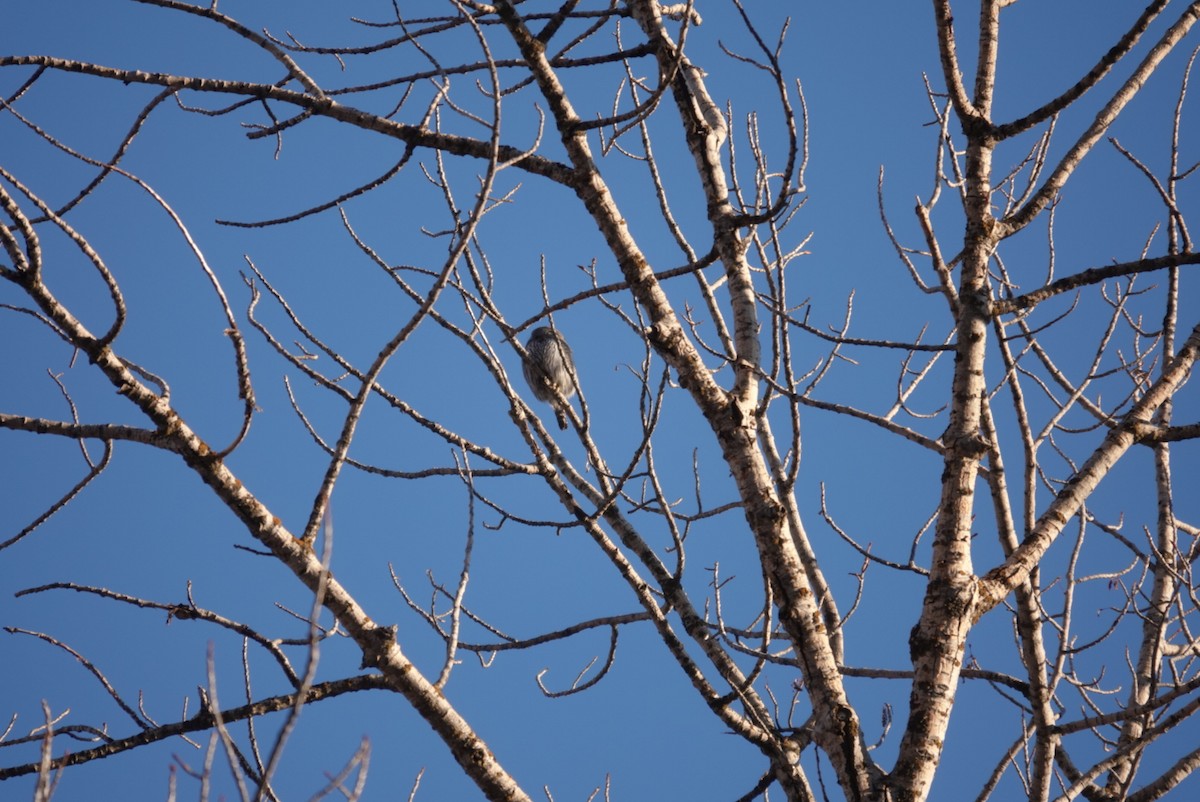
<box><xmin>522</xmin><ymin>327</ymin><xmax>576</xmax><ymax>430</ymax></box>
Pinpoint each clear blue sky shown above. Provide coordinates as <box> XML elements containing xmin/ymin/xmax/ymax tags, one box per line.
<box><xmin>3</xmin><ymin>2</ymin><xmax>1199</xmax><ymax>800</ymax></box>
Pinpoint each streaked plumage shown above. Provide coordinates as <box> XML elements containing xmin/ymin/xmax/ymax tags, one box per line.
<box><xmin>522</xmin><ymin>327</ymin><xmax>576</xmax><ymax>430</ymax></box>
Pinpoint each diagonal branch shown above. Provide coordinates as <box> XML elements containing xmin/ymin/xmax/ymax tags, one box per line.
<box><xmin>999</xmin><ymin>2</ymin><xmax>1200</xmax><ymax>238</ymax></box>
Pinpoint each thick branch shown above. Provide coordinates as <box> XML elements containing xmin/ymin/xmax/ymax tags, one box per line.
<box><xmin>978</xmin><ymin>320</ymin><xmax>1200</xmax><ymax>611</ymax></box>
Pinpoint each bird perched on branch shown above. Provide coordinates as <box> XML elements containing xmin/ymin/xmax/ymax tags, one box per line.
<box><xmin>522</xmin><ymin>327</ymin><xmax>576</xmax><ymax>430</ymax></box>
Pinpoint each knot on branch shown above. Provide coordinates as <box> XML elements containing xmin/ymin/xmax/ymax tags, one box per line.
<box><xmin>947</xmin><ymin>431</ymin><xmax>990</xmax><ymax>460</ymax></box>
<box><xmin>908</xmin><ymin>623</ymin><xmax>934</xmax><ymax>662</ymax></box>
<box><xmin>358</xmin><ymin>624</ymin><xmax>399</xmax><ymax>670</ymax></box>
<box><xmin>745</xmin><ymin>494</ymin><xmax>785</xmax><ymax>535</ymax></box>
<box><xmin>659</xmin><ymin>4</ymin><xmax>703</xmax><ymax>25</ymax></box>
<box><xmin>168</xmin><ymin>604</ymin><xmax>198</xmax><ymax>622</ymax></box>
<box><xmin>958</xmin><ymin>113</ymin><xmax>994</xmax><ymax>142</ymax></box>
<box><xmin>643</xmin><ymin>321</ymin><xmax>687</xmax><ymax>380</ymax></box>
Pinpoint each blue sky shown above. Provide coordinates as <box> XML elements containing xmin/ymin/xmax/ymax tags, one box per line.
<box><xmin>3</xmin><ymin>2</ymin><xmax>1200</xmax><ymax>800</ymax></box>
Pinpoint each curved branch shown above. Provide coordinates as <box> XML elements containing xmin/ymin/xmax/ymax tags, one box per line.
<box><xmin>993</xmin><ymin>252</ymin><xmax>1200</xmax><ymax>315</ymax></box>
<box><xmin>0</xmin><ymin>675</ymin><xmax>389</xmax><ymax>780</ymax></box>
<box><xmin>993</xmin><ymin>1</ymin><xmax>1170</xmax><ymax>140</ymax></box>
<box><xmin>999</xmin><ymin>2</ymin><xmax>1200</xmax><ymax>238</ymax></box>
<box><xmin>0</xmin><ymin>56</ymin><xmax>577</xmax><ymax>185</ymax></box>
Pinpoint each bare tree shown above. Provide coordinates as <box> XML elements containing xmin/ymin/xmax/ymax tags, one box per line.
<box><xmin>3</xmin><ymin>2</ymin><xmax>1200</xmax><ymax>801</ymax></box>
